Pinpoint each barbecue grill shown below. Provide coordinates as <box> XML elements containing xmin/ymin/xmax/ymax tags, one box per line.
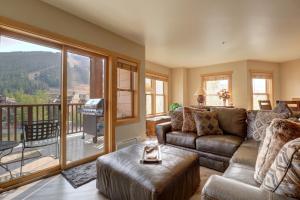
<box><xmin>79</xmin><ymin>98</ymin><xmax>104</xmax><ymax>143</ymax></box>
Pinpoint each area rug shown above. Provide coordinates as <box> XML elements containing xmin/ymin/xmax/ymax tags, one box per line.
<box><xmin>61</xmin><ymin>161</ymin><xmax>96</xmax><ymax>188</ymax></box>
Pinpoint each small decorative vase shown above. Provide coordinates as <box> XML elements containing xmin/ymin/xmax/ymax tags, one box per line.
<box><xmin>223</xmin><ymin>99</ymin><xmax>227</xmax><ymax>106</ymax></box>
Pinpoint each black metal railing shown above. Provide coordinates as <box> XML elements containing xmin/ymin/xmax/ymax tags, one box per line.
<box><xmin>0</xmin><ymin>103</ymin><xmax>84</xmax><ymax>142</ymax></box>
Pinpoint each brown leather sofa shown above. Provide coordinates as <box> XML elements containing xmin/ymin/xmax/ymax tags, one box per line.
<box><xmin>201</xmin><ymin>139</ymin><xmax>297</xmax><ymax>200</ymax></box>
<box><xmin>156</xmin><ymin>108</ymin><xmax>247</xmax><ymax>172</ymax></box>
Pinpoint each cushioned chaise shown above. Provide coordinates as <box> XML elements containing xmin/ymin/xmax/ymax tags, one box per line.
<box><xmin>230</xmin><ymin>139</ymin><xmax>259</xmax><ymax>167</ymax></box>
<box><xmin>97</xmin><ymin>144</ymin><xmax>200</xmax><ymax>200</ymax></box>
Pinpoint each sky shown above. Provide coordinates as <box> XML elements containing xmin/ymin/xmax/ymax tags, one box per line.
<box><xmin>0</xmin><ymin>35</ymin><xmax>60</xmax><ymax>53</ymax></box>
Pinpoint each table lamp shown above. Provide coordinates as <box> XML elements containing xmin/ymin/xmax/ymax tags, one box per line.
<box><xmin>194</xmin><ymin>88</ymin><xmax>205</xmax><ymax>107</ymax></box>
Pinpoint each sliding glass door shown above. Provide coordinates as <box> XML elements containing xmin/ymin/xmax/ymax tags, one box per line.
<box><xmin>0</xmin><ymin>32</ymin><xmax>61</xmax><ymax>183</ymax></box>
<box><xmin>0</xmin><ymin>28</ymin><xmax>109</xmax><ymax>187</ymax></box>
<box><xmin>65</xmin><ymin>48</ymin><xmax>107</xmax><ymax>165</ymax></box>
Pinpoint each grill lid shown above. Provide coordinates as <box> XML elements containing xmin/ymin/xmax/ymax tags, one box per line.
<box><xmin>84</xmin><ymin>98</ymin><xmax>104</xmax><ymax>109</ymax></box>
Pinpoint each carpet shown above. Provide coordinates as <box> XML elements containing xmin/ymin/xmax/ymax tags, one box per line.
<box><xmin>61</xmin><ymin>161</ymin><xmax>96</xmax><ymax>188</ymax></box>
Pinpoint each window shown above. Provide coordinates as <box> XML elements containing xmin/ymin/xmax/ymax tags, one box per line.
<box><xmin>145</xmin><ymin>72</ymin><xmax>168</xmax><ymax>116</ymax></box>
<box><xmin>202</xmin><ymin>72</ymin><xmax>232</xmax><ymax>106</ymax></box>
<box><xmin>251</xmin><ymin>71</ymin><xmax>273</xmax><ymax>110</ymax></box>
<box><xmin>117</xmin><ymin>59</ymin><xmax>138</xmax><ymax>120</ymax></box>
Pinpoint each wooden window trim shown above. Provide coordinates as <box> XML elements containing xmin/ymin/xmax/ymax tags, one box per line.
<box><xmin>201</xmin><ymin>71</ymin><xmax>233</xmax><ymax>106</ymax></box>
<box><xmin>145</xmin><ymin>71</ymin><xmax>169</xmax><ymax>118</ymax></box>
<box><xmin>250</xmin><ymin>70</ymin><xmax>274</xmax><ymax>109</ymax></box>
<box><xmin>115</xmin><ymin>58</ymin><xmax>140</xmax><ymax>126</ymax></box>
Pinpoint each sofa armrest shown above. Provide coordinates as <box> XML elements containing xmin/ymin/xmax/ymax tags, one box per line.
<box><xmin>201</xmin><ymin>175</ymin><xmax>295</xmax><ymax>200</ymax></box>
<box><xmin>156</xmin><ymin>122</ymin><xmax>172</xmax><ymax>144</ymax></box>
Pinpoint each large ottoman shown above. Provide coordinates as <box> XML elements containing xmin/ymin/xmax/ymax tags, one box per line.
<box><xmin>96</xmin><ymin>144</ymin><xmax>200</xmax><ymax>200</ymax></box>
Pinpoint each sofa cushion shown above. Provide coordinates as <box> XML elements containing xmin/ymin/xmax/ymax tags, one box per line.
<box><xmin>252</xmin><ymin>111</ymin><xmax>288</xmax><ymax>141</ymax></box>
<box><xmin>254</xmin><ymin>119</ymin><xmax>300</xmax><ymax>184</ymax></box>
<box><xmin>166</xmin><ymin>131</ymin><xmax>197</xmax><ymax>149</ymax></box>
<box><xmin>210</xmin><ymin>108</ymin><xmax>247</xmax><ymax>137</ymax></box>
<box><xmin>224</xmin><ymin>163</ymin><xmax>259</xmax><ymax>187</ymax></box>
<box><xmin>193</xmin><ymin>111</ymin><xmax>223</xmax><ymax>136</ymax></box>
<box><xmin>261</xmin><ymin>138</ymin><xmax>300</xmax><ymax>199</ymax></box>
<box><xmin>196</xmin><ymin>135</ymin><xmax>243</xmax><ymax>157</ymax></box>
<box><xmin>169</xmin><ymin>110</ymin><xmax>183</xmax><ymax>131</ymax></box>
<box><xmin>231</xmin><ymin>139</ymin><xmax>259</xmax><ymax>167</ymax></box>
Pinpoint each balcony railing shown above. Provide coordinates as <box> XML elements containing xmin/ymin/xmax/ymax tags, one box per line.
<box><xmin>0</xmin><ymin>103</ymin><xmax>84</xmax><ymax>142</ymax></box>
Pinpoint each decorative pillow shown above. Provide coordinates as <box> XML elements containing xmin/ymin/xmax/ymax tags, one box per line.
<box><xmin>292</xmin><ymin>111</ymin><xmax>300</xmax><ymax>118</ymax></box>
<box><xmin>182</xmin><ymin>107</ymin><xmax>206</xmax><ymax>132</ymax></box>
<box><xmin>273</xmin><ymin>102</ymin><xmax>292</xmax><ymax>117</ymax></box>
<box><xmin>169</xmin><ymin>110</ymin><xmax>183</xmax><ymax>131</ymax></box>
<box><xmin>254</xmin><ymin>119</ymin><xmax>300</xmax><ymax>184</ymax></box>
<box><xmin>210</xmin><ymin>108</ymin><xmax>247</xmax><ymax>137</ymax></box>
<box><xmin>193</xmin><ymin>111</ymin><xmax>223</xmax><ymax>136</ymax></box>
<box><xmin>246</xmin><ymin>110</ymin><xmax>258</xmax><ymax>140</ymax></box>
<box><xmin>252</xmin><ymin>111</ymin><xmax>288</xmax><ymax>141</ymax></box>
<box><xmin>261</xmin><ymin>138</ymin><xmax>300</xmax><ymax>199</ymax></box>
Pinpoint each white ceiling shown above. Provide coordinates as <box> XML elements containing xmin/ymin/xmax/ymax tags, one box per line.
<box><xmin>42</xmin><ymin>0</ymin><xmax>300</xmax><ymax>68</ymax></box>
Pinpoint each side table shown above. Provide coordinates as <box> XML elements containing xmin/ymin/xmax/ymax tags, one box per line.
<box><xmin>146</xmin><ymin>116</ymin><xmax>171</xmax><ymax>137</ymax></box>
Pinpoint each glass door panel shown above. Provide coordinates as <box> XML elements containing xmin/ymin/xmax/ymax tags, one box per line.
<box><xmin>0</xmin><ymin>34</ymin><xmax>61</xmax><ymax>183</ymax></box>
<box><xmin>66</xmin><ymin>49</ymin><xmax>106</xmax><ymax>163</ymax></box>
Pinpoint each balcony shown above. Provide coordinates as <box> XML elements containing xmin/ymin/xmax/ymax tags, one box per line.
<box><xmin>0</xmin><ymin>103</ymin><xmax>104</xmax><ymax>183</ymax></box>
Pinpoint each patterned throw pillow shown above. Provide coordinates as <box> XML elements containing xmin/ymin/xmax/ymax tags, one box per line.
<box><xmin>273</xmin><ymin>102</ymin><xmax>292</xmax><ymax>117</ymax></box>
<box><xmin>246</xmin><ymin>110</ymin><xmax>258</xmax><ymax>140</ymax></box>
<box><xmin>254</xmin><ymin>119</ymin><xmax>300</xmax><ymax>184</ymax></box>
<box><xmin>261</xmin><ymin>138</ymin><xmax>300</xmax><ymax>199</ymax></box>
<box><xmin>182</xmin><ymin>107</ymin><xmax>206</xmax><ymax>132</ymax></box>
<box><xmin>169</xmin><ymin>110</ymin><xmax>183</xmax><ymax>131</ymax></box>
<box><xmin>193</xmin><ymin>111</ymin><xmax>223</xmax><ymax>136</ymax></box>
<box><xmin>252</xmin><ymin>111</ymin><xmax>288</xmax><ymax>141</ymax></box>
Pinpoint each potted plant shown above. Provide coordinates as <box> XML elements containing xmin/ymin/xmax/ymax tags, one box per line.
<box><xmin>169</xmin><ymin>103</ymin><xmax>182</xmax><ymax>112</ymax></box>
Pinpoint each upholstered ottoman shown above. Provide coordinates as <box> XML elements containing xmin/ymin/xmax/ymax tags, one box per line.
<box><xmin>96</xmin><ymin>144</ymin><xmax>200</xmax><ymax>200</ymax></box>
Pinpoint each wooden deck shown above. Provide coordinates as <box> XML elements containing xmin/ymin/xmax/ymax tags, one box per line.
<box><xmin>0</xmin><ymin>133</ymin><xmax>104</xmax><ymax>183</ymax></box>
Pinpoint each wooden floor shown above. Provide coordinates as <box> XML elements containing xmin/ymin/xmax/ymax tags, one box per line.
<box><xmin>0</xmin><ymin>167</ymin><xmax>221</xmax><ymax>200</ymax></box>
<box><xmin>0</xmin><ymin>133</ymin><xmax>104</xmax><ymax>183</ymax></box>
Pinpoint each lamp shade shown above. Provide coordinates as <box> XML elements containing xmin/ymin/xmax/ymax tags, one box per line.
<box><xmin>194</xmin><ymin>87</ymin><xmax>205</xmax><ymax>96</ymax></box>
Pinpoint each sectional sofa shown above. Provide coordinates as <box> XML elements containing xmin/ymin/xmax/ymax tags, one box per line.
<box><xmin>156</xmin><ymin>107</ymin><xmax>298</xmax><ymax>200</ymax></box>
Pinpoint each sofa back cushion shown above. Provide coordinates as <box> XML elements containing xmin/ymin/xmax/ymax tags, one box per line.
<box><xmin>261</xmin><ymin>138</ymin><xmax>300</xmax><ymax>199</ymax></box>
<box><xmin>182</xmin><ymin>107</ymin><xmax>206</xmax><ymax>132</ymax></box>
<box><xmin>169</xmin><ymin>110</ymin><xmax>183</xmax><ymax>131</ymax></box>
<box><xmin>193</xmin><ymin>111</ymin><xmax>223</xmax><ymax>136</ymax></box>
<box><xmin>272</xmin><ymin>102</ymin><xmax>293</xmax><ymax>117</ymax></box>
<box><xmin>246</xmin><ymin>110</ymin><xmax>258</xmax><ymax>140</ymax></box>
<box><xmin>210</xmin><ymin>108</ymin><xmax>247</xmax><ymax>137</ymax></box>
<box><xmin>252</xmin><ymin>111</ymin><xmax>288</xmax><ymax>141</ymax></box>
<box><xmin>254</xmin><ymin>119</ymin><xmax>300</xmax><ymax>184</ymax></box>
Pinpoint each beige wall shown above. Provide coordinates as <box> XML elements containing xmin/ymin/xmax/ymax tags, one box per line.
<box><xmin>280</xmin><ymin>59</ymin><xmax>300</xmax><ymax>100</ymax></box>
<box><xmin>171</xmin><ymin>68</ymin><xmax>189</xmax><ymax>106</ymax></box>
<box><xmin>0</xmin><ymin>0</ymin><xmax>146</xmax><ymax>144</ymax></box>
<box><xmin>171</xmin><ymin>60</ymin><xmax>281</xmax><ymax>109</ymax></box>
<box><xmin>187</xmin><ymin>61</ymin><xmax>248</xmax><ymax>108</ymax></box>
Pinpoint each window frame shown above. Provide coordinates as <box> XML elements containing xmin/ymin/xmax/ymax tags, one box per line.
<box><xmin>250</xmin><ymin>71</ymin><xmax>273</xmax><ymax>110</ymax></box>
<box><xmin>201</xmin><ymin>71</ymin><xmax>233</xmax><ymax>106</ymax></box>
<box><xmin>115</xmin><ymin>58</ymin><xmax>140</xmax><ymax>125</ymax></box>
<box><xmin>145</xmin><ymin>71</ymin><xmax>169</xmax><ymax>117</ymax></box>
